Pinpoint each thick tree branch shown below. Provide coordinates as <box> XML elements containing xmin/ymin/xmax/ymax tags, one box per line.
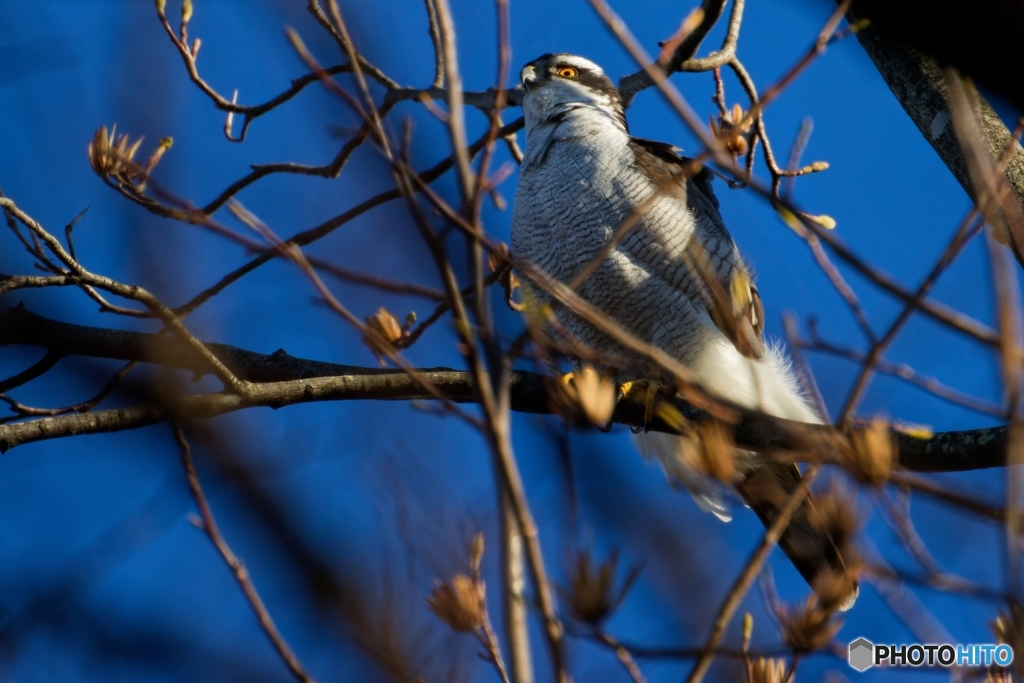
<box><xmin>0</xmin><ymin>307</ymin><xmax>1012</xmax><ymax>471</ymax></box>
<box><xmin>847</xmin><ymin>5</ymin><xmax>1024</xmax><ymax>263</ymax></box>
<box><xmin>0</xmin><ymin>304</ymin><xmax>369</xmax><ymax>383</ymax></box>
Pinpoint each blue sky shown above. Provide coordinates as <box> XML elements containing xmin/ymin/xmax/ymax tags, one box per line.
<box><xmin>0</xmin><ymin>0</ymin><xmax>1015</xmax><ymax>681</ymax></box>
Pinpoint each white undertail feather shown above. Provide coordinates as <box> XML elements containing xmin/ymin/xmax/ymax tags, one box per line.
<box><xmin>693</xmin><ymin>338</ymin><xmax>822</xmax><ymax>425</ymax></box>
<box><xmin>635</xmin><ymin>339</ymin><xmax>823</xmax><ymax>520</ymax></box>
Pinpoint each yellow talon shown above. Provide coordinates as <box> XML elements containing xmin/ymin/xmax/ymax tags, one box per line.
<box><xmin>620</xmin><ymin>378</ymin><xmax>663</xmax><ymax>429</ymax></box>
<box><xmin>559</xmin><ymin>371</ymin><xmax>575</xmax><ymax>386</ymax></box>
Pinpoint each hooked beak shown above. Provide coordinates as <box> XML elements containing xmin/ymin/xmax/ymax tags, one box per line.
<box><xmin>520</xmin><ymin>65</ymin><xmax>538</xmax><ymax>90</ymax></box>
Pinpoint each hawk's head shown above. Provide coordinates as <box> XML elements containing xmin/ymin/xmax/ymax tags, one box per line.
<box><xmin>519</xmin><ymin>54</ymin><xmax>626</xmax><ymax>134</ymax></box>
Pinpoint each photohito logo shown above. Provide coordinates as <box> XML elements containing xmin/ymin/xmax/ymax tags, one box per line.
<box><xmin>848</xmin><ymin>637</ymin><xmax>1013</xmax><ymax>672</ymax></box>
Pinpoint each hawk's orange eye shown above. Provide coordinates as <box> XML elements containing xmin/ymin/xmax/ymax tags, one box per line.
<box><xmin>557</xmin><ymin>66</ymin><xmax>578</xmax><ymax>78</ymax></box>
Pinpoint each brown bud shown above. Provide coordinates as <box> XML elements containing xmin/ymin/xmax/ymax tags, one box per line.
<box><xmin>711</xmin><ymin>103</ymin><xmax>754</xmax><ymax>158</ymax></box>
<box><xmin>565</xmin><ymin>550</ymin><xmax>620</xmax><ymax>624</ymax></box>
<box><xmin>846</xmin><ymin>418</ymin><xmax>895</xmax><ymax>485</ymax></box>
<box><xmin>708</xmin><ymin>114</ymin><xmax>721</xmax><ymax>140</ymax></box>
<box><xmin>362</xmin><ymin>307</ymin><xmax>405</xmax><ymax>364</ymax></box>
<box><xmin>745</xmin><ymin>657</ymin><xmax>787</xmax><ymax>683</ymax></box>
<box><xmin>88</xmin><ymin>125</ymin><xmax>119</xmax><ymax>177</ymax></box>
<box><xmin>808</xmin><ymin>486</ymin><xmax>858</xmax><ymax>563</ymax></box>
<box><xmin>370</xmin><ymin>307</ymin><xmax>403</xmax><ymax>343</ymax></box>
<box><xmin>777</xmin><ymin>595</ymin><xmax>842</xmax><ymax>652</ymax></box>
<box><xmin>549</xmin><ymin>366</ymin><xmax>617</xmax><ymax>428</ymax></box>
<box><xmin>573</xmin><ymin>366</ymin><xmax>617</xmax><ymax>426</ymax></box>
<box><xmin>88</xmin><ymin>125</ymin><xmax>147</xmax><ymax>186</ymax></box>
<box><xmin>426</xmin><ymin>574</ymin><xmax>485</xmax><ymax>633</ymax></box>
<box><xmin>469</xmin><ymin>532</ymin><xmax>485</xmax><ymax>574</ymax></box>
<box><xmin>992</xmin><ymin>608</ymin><xmax>1023</xmax><ymax>652</ymax></box>
<box><xmin>676</xmin><ymin>421</ymin><xmax>737</xmax><ymax>484</ymax></box>
<box><xmin>729</xmin><ymin>134</ymin><xmax>749</xmax><ymax>157</ymax></box>
<box><xmin>724</xmin><ymin>103</ymin><xmax>751</xmax><ymax>133</ymax></box>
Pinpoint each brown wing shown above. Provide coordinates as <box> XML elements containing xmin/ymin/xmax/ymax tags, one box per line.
<box><xmin>629</xmin><ymin>137</ymin><xmax>766</xmax><ymax>359</ymax></box>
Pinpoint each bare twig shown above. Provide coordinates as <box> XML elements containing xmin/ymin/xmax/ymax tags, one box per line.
<box><xmin>616</xmin><ymin>0</ymin><xmax>743</xmax><ymax>104</ymax></box>
<box><xmin>306</xmin><ymin>0</ymin><xmax>398</xmax><ymax>90</ymax></box>
<box><xmin>171</xmin><ymin>118</ymin><xmax>522</xmax><ymax>318</ymax></box>
<box><xmin>800</xmin><ymin>327</ymin><xmax>1004</xmax><ymax>418</ymax></box>
<box><xmin>172</xmin><ymin>424</ymin><xmax>316</xmax><ymax>683</ymax></box>
<box><xmin>0</xmin><ymin>360</ymin><xmax>136</xmax><ymax>422</ymax></box>
<box><xmin>423</xmin><ymin>0</ymin><xmax>445</xmax><ymax>88</ymax></box>
<box><xmin>155</xmin><ymin>0</ymin><xmax>356</xmax><ymax>141</ymax></box>
<box><xmin>836</xmin><ymin>208</ymin><xmax>987</xmax><ymax>425</ymax></box>
<box><xmin>891</xmin><ymin>472</ymin><xmax>1006</xmax><ymax>523</ymax></box>
<box><xmin>588</xmin><ymin>0</ymin><xmax>724</xmax><ymax>159</ymax></box>
<box><xmin>0</xmin><ymin>350</ymin><xmax>63</xmax><ymax>393</ymax></box>
<box><xmin>595</xmin><ymin>631</ymin><xmax>647</xmax><ymax>683</ymax></box>
<box><xmin>685</xmin><ymin>466</ymin><xmax>820</xmax><ymax>683</ymax></box>
<box><xmin>0</xmin><ymin>197</ymin><xmax>247</xmax><ymax>396</ymax></box>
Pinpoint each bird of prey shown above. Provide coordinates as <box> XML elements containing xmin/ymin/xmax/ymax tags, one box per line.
<box><xmin>510</xmin><ymin>53</ymin><xmax>855</xmax><ymax>606</ymax></box>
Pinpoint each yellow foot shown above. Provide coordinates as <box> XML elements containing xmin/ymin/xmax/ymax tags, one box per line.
<box><xmin>619</xmin><ymin>378</ymin><xmax>663</xmax><ymax>430</ymax></box>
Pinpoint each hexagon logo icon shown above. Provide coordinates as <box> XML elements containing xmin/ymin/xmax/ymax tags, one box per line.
<box><xmin>849</xmin><ymin>637</ymin><xmax>874</xmax><ymax>672</ymax></box>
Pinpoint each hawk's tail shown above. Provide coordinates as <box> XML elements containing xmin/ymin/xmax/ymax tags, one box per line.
<box><xmin>635</xmin><ymin>341</ymin><xmax>858</xmax><ymax>609</ymax></box>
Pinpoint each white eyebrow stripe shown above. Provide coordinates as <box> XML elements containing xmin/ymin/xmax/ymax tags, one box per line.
<box><xmin>553</xmin><ymin>54</ymin><xmax>604</xmax><ymax>75</ymax></box>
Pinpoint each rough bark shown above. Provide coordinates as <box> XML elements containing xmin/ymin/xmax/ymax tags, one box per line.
<box><xmin>847</xmin><ymin>3</ymin><xmax>1024</xmax><ymax>261</ymax></box>
<box><xmin>0</xmin><ymin>306</ymin><xmax>1010</xmax><ymax>470</ymax></box>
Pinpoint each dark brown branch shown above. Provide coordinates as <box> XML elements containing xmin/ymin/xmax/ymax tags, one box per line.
<box><xmin>155</xmin><ymin>0</ymin><xmax>358</xmax><ymax>142</ymax></box>
<box><xmin>617</xmin><ymin>0</ymin><xmax>740</xmax><ymax>105</ymax></box>
<box><xmin>0</xmin><ymin>305</ymin><xmax>366</xmax><ymax>382</ymax></box>
<box><xmin>0</xmin><ymin>307</ymin><xmax>1015</xmax><ymax>472</ymax></box>
<box><xmin>384</xmin><ymin>85</ymin><xmax>518</xmax><ymax>111</ymax></box>
<box><xmin>0</xmin><ymin>360</ymin><xmax>136</xmax><ymax>421</ymax></box>
<box><xmin>0</xmin><ymin>198</ymin><xmax>246</xmax><ymax>395</ymax></box>
<box><xmin>892</xmin><ymin>472</ymin><xmax>1006</xmax><ymax>522</ymax></box>
<box><xmin>0</xmin><ymin>349</ymin><xmax>63</xmax><ymax>393</ymax></box>
<box><xmin>172</xmin><ymin>117</ymin><xmax>524</xmax><ymax>318</ymax></box>
<box><xmin>305</xmin><ymin>0</ymin><xmax>398</xmax><ymax>90</ymax></box>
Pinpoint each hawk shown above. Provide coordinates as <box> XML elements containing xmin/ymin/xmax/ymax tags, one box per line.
<box><xmin>511</xmin><ymin>53</ymin><xmax>855</xmax><ymax>606</ymax></box>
